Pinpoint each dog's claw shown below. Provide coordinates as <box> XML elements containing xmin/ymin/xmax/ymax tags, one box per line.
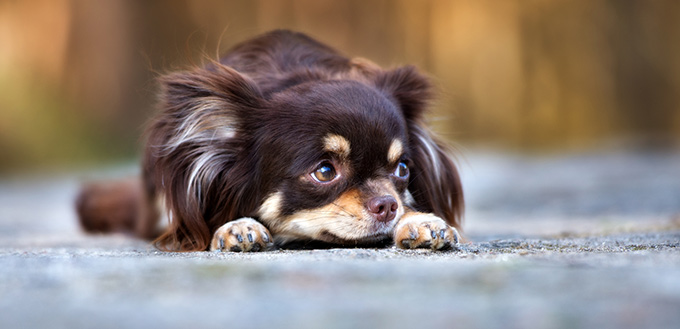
<box><xmin>210</xmin><ymin>218</ymin><xmax>273</xmax><ymax>252</ymax></box>
<box><xmin>394</xmin><ymin>213</ymin><xmax>459</xmax><ymax>251</ymax></box>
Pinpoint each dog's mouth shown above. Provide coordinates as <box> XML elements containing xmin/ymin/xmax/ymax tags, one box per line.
<box><xmin>258</xmin><ymin>184</ymin><xmax>405</xmax><ymax>247</ymax></box>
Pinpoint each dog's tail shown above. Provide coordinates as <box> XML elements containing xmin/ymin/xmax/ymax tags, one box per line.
<box><xmin>75</xmin><ymin>178</ymin><xmax>159</xmax><ymax>239</ymax></box>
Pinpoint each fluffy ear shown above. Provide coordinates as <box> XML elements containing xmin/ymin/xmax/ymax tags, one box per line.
<box><xmin>145</xmin><ymin>64</ymin><xmax>263</xmax><ymax>251</ymax></box>
<box><xmin>407</xmin><ymin>126</ymin><xmax>464</xmax><ymax>230</ymax></box>
<box><xmin>374</xmin><ymin>65</ymin><xmax>433</xmax><ymax>122</ymax></box>
<box><xmin>375</xmin><ymin>66</ymin><xmax>464</xmax><ymax>230</ymax></box>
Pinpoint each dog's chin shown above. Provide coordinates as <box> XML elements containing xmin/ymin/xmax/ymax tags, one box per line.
<box><xmin>276</xmin><ymin>232</ymin><xmax>394</xmax><ymax>250</ymax></box>
<box><xmin>269</xmin><ymin>213</ymin><xmax>400</xmax><ymax>248</ymax></box>
<box><xmin>317</xmin><ymin>229</ymin><xmax>393</xmax><ymax>245</ymax></box>
<box><xmin>257</xmin><ymin>190</ymin><xmax>405</xmax><ymax>247</ymax></box>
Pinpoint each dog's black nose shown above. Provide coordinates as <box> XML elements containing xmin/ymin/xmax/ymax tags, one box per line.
<box><xmin>367</xmin><ymin>195</ymin><xmax>398</xmax><ymax>222</ymax></box>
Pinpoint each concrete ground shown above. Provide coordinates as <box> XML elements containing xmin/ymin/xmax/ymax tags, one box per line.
<box><xmin>1</xmin><ymin>149</ymin><xmax>679</xmax><ymax>329</ymax></box>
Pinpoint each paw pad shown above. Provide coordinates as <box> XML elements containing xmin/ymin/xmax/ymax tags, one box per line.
<box><xmin>394</xmin><ymin>214</ymin><xmax>459</xmax><ymax>250</ymax></box>
<box><xmin>210</xmin><ymin>218</ymin><xmax>274</xmax><ymax>252</ymax></box>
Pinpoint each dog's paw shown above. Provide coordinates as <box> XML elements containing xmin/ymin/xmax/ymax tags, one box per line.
<box><xmin>210</xmin><ymin>218</ymin><xmax>274</xmax><ymax>252</ymax></box>
<box><xmin>394</xmin><ymin>213</ymin><xmax>459</xmax><ymax>250</ymax></box>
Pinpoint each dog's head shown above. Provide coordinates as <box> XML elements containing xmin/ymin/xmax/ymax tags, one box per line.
<box><xmin>147</xmin><ymin>50</ymin><xmax>463</xmax><ymax>251</ymax></box>
<box><xmin>253</xmin><ymin>77</ymin><xmax>414</xmax><ymax>245</ymax></box>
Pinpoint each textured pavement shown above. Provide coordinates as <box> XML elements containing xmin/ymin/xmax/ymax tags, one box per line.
<box><xmin>1</xmin><ymin>150</ymin><xmax>679</xmax><ymax>329</ymax></box>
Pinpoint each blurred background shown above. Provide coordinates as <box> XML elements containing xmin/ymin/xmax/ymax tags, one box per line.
<box><xmin>1</xmin><ymin>0</ymin><xmax>680</xmax><ymax>173</ymax></box>
<box><xmin>1</xmin><ymin>5</ymin><xmax>679</xmax><ymax>327</ymax></box>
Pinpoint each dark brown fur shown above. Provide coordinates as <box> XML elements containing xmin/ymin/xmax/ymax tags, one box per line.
<box><xmin>76</xmin><ymin>30</ymin><xmax>463</xmax><ymax>251</ymax></box>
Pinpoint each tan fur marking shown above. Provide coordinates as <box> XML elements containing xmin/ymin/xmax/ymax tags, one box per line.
<box><xmin>403</xmin><ymin>189</ymin><xmax>416</xmax><ymax>207</ymax></box>
<box><xmin>274</xmin><ymin>188</ymin><xmax>370</xmax><ymax>242</ymax></box>
<box><xmin>388</xmin><ymin>139</ymin><xmax>403</xmax><ymax>163</ymax></box>
<box><xmin>257</xmin><ymin>192</ymin><xmax>283</xmax><ymax>223</ymax></box>
<box><xmin>347</xmin><ymin>57</ymin><xmax>382</xmax><ymax>80</ymax></box>
<box><xmin>394</xmin><ymin>210</ymin><xmax>459</xmax><ymax>250</ymax></box>
<box><xmin>332</xmin><ymin>188</ymin><xmax>365</xmax><ymax>218</ymax></box>
<box><xmin>323</xmin><ymin>134</ymin><xmax>351</xmax><ymax>158</ymax></box>
<box><xmin>210</xmin><ymin>217</ymin><xmax>273</xmax><ymax>252</ymax></box>
<box><xmin>270</xmin><ymin>179</ymin><xmax>406</xmax><ymax>244</ymax></box>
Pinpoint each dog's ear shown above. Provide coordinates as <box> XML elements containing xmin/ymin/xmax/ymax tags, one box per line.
<box><xmin>374</xmin><ymin>65</ymin><xmax>433</xmax><ymax>122</ymax></box>
<box><xmin>375</xmin><ymin>66</ymin><xmax>464</xmax><ymax>230</ymax></box>
<box><xmin>146</xmin><ymin>64</ymin><xmax>263</xmax><ymax>251</ymax></box>
<box><xmin>407</xmin><ymin>125</ymin><xmax>464</xmax><ymax>230</ymax></box>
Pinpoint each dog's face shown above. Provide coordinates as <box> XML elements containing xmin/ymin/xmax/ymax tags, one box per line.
<box><xmin>146</xmin><ymin>31</ymin><xmax>463</xmax><ymax>251</ymax></box>
<box><xmin>253</xmin><ymin>80</ymin><xmax>412</xmax><ymax>244</ymax></box>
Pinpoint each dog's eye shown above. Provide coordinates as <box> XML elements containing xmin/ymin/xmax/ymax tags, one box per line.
<box><xmin>312</xmin><ymin>162</ymin><xmax>337</xmax><ymax>183</ymax></box>
<box><xmin>393</xmin><ymin>162</ymin><xmax>409</xmax><ymax>179</ymax></box>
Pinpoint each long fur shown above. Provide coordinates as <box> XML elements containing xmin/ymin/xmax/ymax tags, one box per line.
<box><xmin>77</xmin><ymin>30</ymin><xmax>464</xmax><ymax>251</ymax></box>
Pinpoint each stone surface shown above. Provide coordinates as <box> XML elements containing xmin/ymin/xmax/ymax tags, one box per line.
<box><xmin>1</xmin><ymin>150</ymin><xmax>679</xmax><ymax>329</ymax></box>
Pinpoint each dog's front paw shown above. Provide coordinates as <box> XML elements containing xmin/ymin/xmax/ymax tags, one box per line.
<box><xmin>394</xmin><ymin>213</ymin><xmax>459</xmax><ymax>250</ymax></box>
<box><xmin>210</xmin><ymin>218</ymin><xmax>274</xmax><ymax>252</ymax></box>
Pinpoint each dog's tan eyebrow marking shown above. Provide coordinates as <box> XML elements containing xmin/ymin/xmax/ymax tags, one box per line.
<box><xmin>323</xmin><ymin>134</ymin><xmax>351</xmax><ymax>158</ymax></box>
<box><xmin>387</xmin><ymin>139</ymin><xmax>403</xmax><ymax>163</ymax></box>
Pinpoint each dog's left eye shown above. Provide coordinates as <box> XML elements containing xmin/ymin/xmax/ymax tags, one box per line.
<box><xmin>311</xmin><ymin>162</ymin><xmax>337</xmax><ymax>183</ymax></box>
<box><xmin>393</xmin><ymin>161</ymin><xmax>409</xmax><ymax>179</ymax></box>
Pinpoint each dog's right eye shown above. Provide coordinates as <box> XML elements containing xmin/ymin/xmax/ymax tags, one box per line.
<box><xmin>311</xmin><ymin>162</ymin><xmax>337</xmax><ymax>183</ymax></box>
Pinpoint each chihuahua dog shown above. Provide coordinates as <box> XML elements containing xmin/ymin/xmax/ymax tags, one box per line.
<box><xmin>76</xmin><ymin>30</ymin><xmax>464</xmax><ymax>252</ymax></box>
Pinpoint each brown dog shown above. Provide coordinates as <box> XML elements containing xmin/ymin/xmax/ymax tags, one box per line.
<box><xmin>77</xmin><ymin>30</ymin><xmax>464</xmax><ymax>252</ymax></box>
